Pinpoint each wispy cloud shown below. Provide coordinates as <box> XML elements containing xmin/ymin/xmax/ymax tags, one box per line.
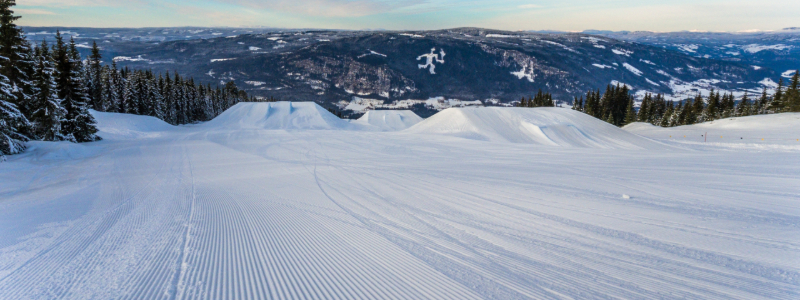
<box><xmin>15</xmin><ymin>8</ymin><xmax>56</xmax><ymax>15</ymax></box>
<box><xmin>518</xmin><ymin>4</ymin><xmax>540</xmax><ymax>9</ymax></box>
<box><xmin>14</xmin><ymin>0</ymin><xmax>800</xmax><ymax>32</ymax></box>
<box><xmin>17</xmin><ymin>0</ymin><xmax>131</xmax><ymax>6</ymax></box>
<box><xmin>217</xmin><ymin>0</ymin><xmax>426</xmax><ymax>17</ymax></box>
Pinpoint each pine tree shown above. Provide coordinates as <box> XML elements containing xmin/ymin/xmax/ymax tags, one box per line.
<box><xmin>676</xmin><ymin>99</ymin><xmax>689</xmax><ymax>125</ymax></box>
<box><xmin>122</xmin><ymin>70</ymin><xmax>139</xmax><ymax>114</ymax></box>
<box><xmin>146</xmin><ymin>75</ymin><xmax>164</xmax><ymax>119</ymax></box>
<box><xmin>736</xmin><ymin>93</ymin><xmax>750</xmax><ymax>117</ymax></box>
<box><xmin>604</xmin><ymin>112</ymin><xmax>614</xmax><ymax>125</ymax></box>
<box><xmin>113</xmin><ymin>63</ymin><xmax>125</xmax><ymax>112</ymax></box>
<box><xmin>0</xmin><ymin>0</ymin><xmax>35</xmax><ymax>117</ymax></box>
<box><xmin>53</xmin><ymin>34</ymin><xmax>100</xmax><ymax>143</ymax></box>
<box><xmin>704</xmin><ymin>89</ymin><xmax>720</xmax><ymax>121</ymax></box>
<box><xmin>659</xmin><ymin>101</ymin><xmax>673</xmax><ymax>127</ymax></box>
<box><xmin>785</xmin><ymin>70</ymin><xmax>800</xmax><ymax>112</ymax></box>
<box><xmin>584</xmin><ymin>91</ymin><xmax>594</xmax><ymax>117</ymax></box>
<box><xmin>87</xmin><ymin>40</ymin><xmax>103</xmax><ymax>110</ymax></box>
<box><xmin>623</xmin><ymin>97</ymin><xmax>636</xmax><ymax>126</ymax></box>
<box><xmin>0</xmin><ymin>70</ymin><xmax>27</xmax><ymax>159</ymax></box>
<box><xmin>769</xmin><ymin>78</ymin><xmax>785</xmax><ymax>113</ymax></box>
<box><xmin>637</xmin><ymin>93</ymin><xmax>650</xmax><ymax>123</ymax></box>
<box><xmin>669</xmin><ymin>101</ymin><xmax>683</xmax><ymax>127</ymax></box>
<box><xmin>30</xmin><ymin>40</ymin><xmax>65</xmax><ymax>141</ymax></box>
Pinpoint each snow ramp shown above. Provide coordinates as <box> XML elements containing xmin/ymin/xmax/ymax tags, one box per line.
<box><xmin>406</xmin><ymin>107</ymin><xmax>665</xmax><ymax>149</ymax></box>
<box><xmin>204</xmin><ymin>102</ymin><xmax>367</xmax><ymax>130</ymax></box>
<box><xmin>352</xmin><ymin>110</ymin><xmax>424</xmax><ymax>131</ymax></box>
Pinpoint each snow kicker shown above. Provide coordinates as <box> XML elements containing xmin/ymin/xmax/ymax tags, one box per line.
<box><xmin>406</xmin><ymin>107</ymin><xmax>666</xmax><ymax>149</ymax></box>
<box><xmin>203</xmin><ymin>102</ymin><xmax>366</xmax><ymax>131</ymax></box>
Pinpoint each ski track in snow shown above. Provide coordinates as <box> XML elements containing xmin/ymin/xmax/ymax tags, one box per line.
<box><xmin>1</xmin><ymin>107</ymin><xmax>799</xmax><ymax>299</ymax></box>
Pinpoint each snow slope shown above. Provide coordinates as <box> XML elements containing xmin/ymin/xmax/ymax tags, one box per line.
<box><xmin>92</xmin><ymin>109</ymin><xmax>176</xmax><ymax>140</ymax></box>
<box><xmin>203</xmin><ymin>101</ymin><xmax>367</xmax><ymax>131</ymax></box>
<box><xmin>625</xmin><ymin>113</ymin><xmax>800</xmax><ymax>150</ymax></box>
<box><xmin>407</xmin><ymin>107</ymin><xmax>666</xmax><ymax>149</ymax></box>
<box><xmin>1</xmin><ymin>109</ymin><xmax>798</xmax><ymax>299</ymax></box>
<box><xmin>352</xmin><ymin>110</ymin><xmax>423</xmax><ymax>131</ymax></box>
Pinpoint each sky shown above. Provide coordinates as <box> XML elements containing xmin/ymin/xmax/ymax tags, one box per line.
<box><xmin>15</xmin><ymin>0</ymin><xmax>800</xmax><ymax>32</ymax></box>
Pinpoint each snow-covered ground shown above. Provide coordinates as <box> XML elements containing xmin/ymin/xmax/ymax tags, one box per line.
<box><xmin>624</xmin><ymin>113</ymin><xmax>800</xmax><ymax>152</ymax></box>
<box><xmin>1</xmin><ymin>103</ymin><xmax>799</xmax><ymax>299</ymax></box>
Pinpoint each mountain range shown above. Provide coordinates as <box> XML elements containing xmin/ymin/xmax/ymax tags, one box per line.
<box><xmin>23</xmin><ymin>27</ymin><xmax>795</xmax><ymax>116</ymax></box>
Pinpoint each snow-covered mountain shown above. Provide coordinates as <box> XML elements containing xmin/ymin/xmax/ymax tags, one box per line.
<box><xmin>590</xmin><ymin>28</ymin><xmax>800</xmax><ymax>82</ymax></box>
<box><xmin>24</xmin><ymin>27</ymin><xmax>785</xmax><ymax>116</ymax></box>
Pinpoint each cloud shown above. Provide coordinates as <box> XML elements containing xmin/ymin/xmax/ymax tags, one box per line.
<box><xmin>18</xmin><ymin>0</ymin><xmax>111</xmax><ymax>5</ymax></box>
<box><xmin>518</xmin><ymin>4</ymin><xmax>540</xmax><ymax>9</ymax></box>
<box><xmin>217</xmin><ymin>0</ymin><xmax>425</xmax><ymax>17</ymax></box>
<box><xmin>15</xmin><ymin>8</ymin><xmax>56</xmax><ymax>15</ymax></box>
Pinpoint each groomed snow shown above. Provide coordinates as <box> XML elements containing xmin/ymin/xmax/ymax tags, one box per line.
<box><xmin>352</xmin><ymin>110</ymin><xmax>423</xmax><ymax>131</ymax></box>
<box><xmin>1</xmin><ymin>104</ymin><xmax>799</xmax><ymax>299</ymax></box>
<box><xmin>624</xmin><ymin>113</ymin><xmax>800</xmax><ymax>150</ymax></box>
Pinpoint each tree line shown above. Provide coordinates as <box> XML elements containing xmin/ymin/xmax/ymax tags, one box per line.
<box><xmin>0</xmin><ymin>1</ymin><xmax>251</xmax><ymax>160</ymax></box>
<box><xmin>570</xmin><ymin>73</ymin><xmax>800</xmax><ymax>127</ymax></box>
<box><xmin>517</xmin><ymin>90</ymin><xmax>556</xmax><ymax>108</ymax></box>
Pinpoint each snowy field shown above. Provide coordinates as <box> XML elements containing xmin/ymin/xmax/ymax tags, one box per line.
<box><xmin>1</xmin><ymin>102</ymin><xmax>799</xmax><ymax>299</ymax></box>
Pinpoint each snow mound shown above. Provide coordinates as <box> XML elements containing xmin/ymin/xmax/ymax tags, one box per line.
<box><xmin>353</xmin><ymin>110</ymin><xmax>423</xmax><ymax>131</ymax></box>
<box><xmin>92</xmin><ymin>110</ymin><xmax>175</xmax><ymax>140</ymax></box>
<box><xmin>205</xmin><ymin>102</ymin><xmax>366</xmax><ymax>130</ymax></box>
<box><xmin>406</xmin><ymin>107</ymin><xmax>665</xmax><ymax>149</ymax></box>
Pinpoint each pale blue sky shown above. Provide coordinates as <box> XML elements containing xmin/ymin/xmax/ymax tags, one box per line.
<box><xmin>15</xmin><ymin>0</ymin><xmax>800</xmax><ymax>31</ymax></box>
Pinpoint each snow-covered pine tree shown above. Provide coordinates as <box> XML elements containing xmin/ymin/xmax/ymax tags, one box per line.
<box><xmin>657</xmin><ymin>101</ymin><xmax>671</xmax><ymax>127</ymax></box>
<box><xmin>736</xmin><ymin>93</ymin><xmax>750</xmax><ymax>117</ymax></box>
<box><xmin>98</xmin><ymin>65</ymin><xmax>112</xmax><ymax>112</ymax></box>
<box><xmin>121</xmin><ymin>70</ymin><xmax>138</xmax><ymax>114</ymax></box>
<box><xmin>187</xmin><ymin>77</ymin><xmax>200</xmax><ymax>122</ymax></box>
<box><xmin>53</xmin><ymin>34</ymin><xmax>100</xmax><ymax>143</ymax></box>
<box><xmin>146</xmin><ymin>74</ymin><xmax>164</xmax><ymax>119</ymax></box>
<box><xmin>87</xmin><ymin>41</ymin><xmax>103</xmax><ymax>110</ymax></box>
<box><xmin>705</xmin><ymin>90</ymin><xmax>720</xmax><ymax>121</ymax></box>
<box><xmin>134</xmin><ymin>71</ymin><xmax>149</xmax><ymax>115</ymax></box>
<box><xmin>197</xmin><ymin>84</ymin><xmax>210</xmax><ymax>121</ymax></box>
<box><xmin>768</xmin><ymin>78</ymin><xmax>784</xmax><ymax>113</ymax></box>
<box><xmin>162</xmin><ymin>74</ymin><xmax>175</xmax><ymax>124</ymax></box>
<box><xmin>30</xmin><ymin>40</ymin><xmax>65</xmax><ymax>141</ymax></box>
<box><xmin>756</xmin><ymin>87</ymin><xmax>768</xmax><ymax>114</ymax></box>
<box><xmin>175</xmin><ymin>74</ymin><xmax>185</xmax><ymax>124</ymax></box>
<box><xmin>0</xmin><ymin>68</ymin><xmax>27</xmax><ymax>160</ymax></box>
<box><xmin>669</xmin><ymin>101</ymin><xmax>682</xmax><ymax>127</ymax></box>
<box><xmin>68</xmin><ymin>38</ymin><xmax>100</xmax><ymax>142</ymax></box>
<box><xmin>113</xmin><ymin>62</ymin><xmax>125</xmax><ymax>113</ymax></box>
<box><xmin>0</xmin><ymin>0</ymin><xmax>35</xmax><ymax>119</ymax></box>
<box><xmin>722</xmin><ymin>93</ymin><xmax>735</xmax><ymax>118</ymax></box>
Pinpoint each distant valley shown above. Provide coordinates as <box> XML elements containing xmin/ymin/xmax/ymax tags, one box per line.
<box><xmin>23</xmin><ymin>27</ymin><xmax>796</xmax><ymax>116</ymax></box>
